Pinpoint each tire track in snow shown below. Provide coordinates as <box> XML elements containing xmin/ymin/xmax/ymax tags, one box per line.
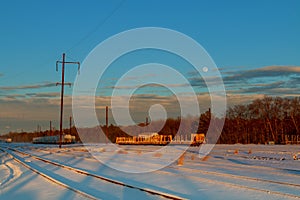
<box><xmin>0</xmin><ymin>151</ymin><xmax>22</xmax><ymax>187</ymax></box>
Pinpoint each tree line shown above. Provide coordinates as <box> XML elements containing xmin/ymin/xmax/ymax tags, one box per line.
<box><xmin>220</xmin><ymin>96</ymin><xmax>300</xmax><ymax>144</ymax></box>
<box><xmin>1</xmin><ymin>96</ymin><xmax>299</xmax><ymax>145</ymax></box>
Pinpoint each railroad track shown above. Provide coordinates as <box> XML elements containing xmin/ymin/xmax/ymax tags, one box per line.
<box><xmin>157</xmin><ymin>168</ymin><xmax>300</xmax><ymax>199</ymax></box>
<box><xmin>0</xmin><ymin>147</ymin><xmax>98</xmax><ymax>200</ymax></box>
<box><xmin>166</xmin><ymin>165</ymin><xmax>300</xmax><ymax>198</ymax></box>
<box><xmin>97</xmin><ymin>150</ymin><xmax>300</xmax><ymax>199</ymax></box>
<box><xmin>176</xmin><ymin>151</ymin><xmax>300</xmax><ymax>180</ymax></box>
<box><xmin>41</xmin><ymin>147</ymin><xmax>300</xmax><ymax>181</ymax></box>
<box><xmin>67</xmin><ymin>146</ymin><xmax>300</xmax><ymax>199</ymax></box>
<box><xmin>0</xmin><ymin>146</ymin><xmax>186</xmax><ymax>200</ymax></box>
<box><xmin>3</xmin><ymin>145</ymin><xmax>300</xmax><ymax>199</ymax></box>
<box><xmin>95</xmin><ymin>148</ymin><xmax>300</xmax><ymax>199</ymax></box>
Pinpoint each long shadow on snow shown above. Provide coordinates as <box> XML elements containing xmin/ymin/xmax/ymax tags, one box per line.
<box><xmin>92</xmin><ymin>154</ymin><xmax>197</xmax><ymax>199</ymax></box>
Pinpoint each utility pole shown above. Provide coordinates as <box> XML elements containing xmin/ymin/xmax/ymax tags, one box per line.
<box><xmin>69</xmin><ymin>116</ymin><xmax>72</xmax><ymax>135</ymax></box>
<box><xmin>145</xmin><ymin>116</ymin><xmax>149</xmax><ymax>132</ymax></box>
<box><xmin>105</xmin><ymin>106</ymin><xmax>108</xmax><ymax>144</ymax></box>
<box><xmin>56</xmin><ymin>53</ymin><xmax>80</xmax><ymax>148</ymax></box>
<box><xmin>50</xmin><ymin>120</ymin><xmax>52</xmax><ymax>135</ymax></box>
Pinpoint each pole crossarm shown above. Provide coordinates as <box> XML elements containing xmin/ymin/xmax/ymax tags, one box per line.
<box><xmin>56</xmin><ymin>82</ymin><xmax>72</xmax><ymax>87</ymax></box>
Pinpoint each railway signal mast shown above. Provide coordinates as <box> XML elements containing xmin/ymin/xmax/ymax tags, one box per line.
<box><xmin>56</xmin><ymin>53</ymin><xmax>80</xmax><ymax>148</ymax></box>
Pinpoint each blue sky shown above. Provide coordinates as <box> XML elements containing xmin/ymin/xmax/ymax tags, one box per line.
<box><xmin>0</xmin><ymin>0</ymin><xmax>300</xmax><ymax>133</ymax></box>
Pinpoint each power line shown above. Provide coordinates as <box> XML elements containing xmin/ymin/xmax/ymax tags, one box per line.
<box><xmin>1</xmin><ymin>1</ymin><xmax>125</xmax><ymax>86</ymax></box>
<box><xmin>65</xmin><ymin>0</ymin><xmax>126</xmax><ymax>54</ymax></box>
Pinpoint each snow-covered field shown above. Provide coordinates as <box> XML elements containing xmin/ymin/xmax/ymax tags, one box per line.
<box><xmin>1</xmin><ymin>143</ymin><xmax>300</xmax><ymax>200</ymax></box>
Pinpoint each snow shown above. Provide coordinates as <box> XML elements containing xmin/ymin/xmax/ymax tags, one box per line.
<box><xmin>1</xmin><ymin>143</ymin><xmax>300</xmax><ymax>200</ymax></box>
<box><xmin>0</xmin><ymin>151</ymin><xmax>86</xmax><ymax>200</ymax></box>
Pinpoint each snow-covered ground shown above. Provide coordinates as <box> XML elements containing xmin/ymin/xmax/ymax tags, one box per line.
<box><xmin>1</xmin><ymin>143</ymin><xmax>300</xmax><ymax>200</ymax></box>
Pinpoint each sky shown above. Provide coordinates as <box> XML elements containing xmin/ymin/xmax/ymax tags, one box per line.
<box><xmin>0</xmin><ymin>0</ymin><xmax>300</xmax><ymax>134</ymax></box>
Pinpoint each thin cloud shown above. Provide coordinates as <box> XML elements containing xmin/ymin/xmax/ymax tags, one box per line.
<box><xmin>122</xmin><ymin>73</ymin><xmax>157</xmax><ymax>81</ymax></box>
<box><xmin>228</xmin><ymin>80</ymin><xmax>299</xmax><ymax>96</ymax></box>
<box><xmin>253</xmin><ymin>81</ymin><xmax>285</xmax><ymax>87</ymax></box>
<box><xmin>107</xmin><ymin>83</ymin><xmax>190</xmax><ymax>90</ymax></box>
<box><xmin>224</xmin><ymin>66</ymin><xmax>300</xmax><ymax>82</ymax></box>
<box><xmin>191</xmin><ymin>66</ymin><xmax>300</xmax><ymax>95</ymax></box>
<box><xmin>0</xmin><ymin>97</ymin><xmax>61</xmax><ymax>121</ymax></box>
<box><xmin>0</xmin><ymin>82</ymin><xmax>58</xmax><ymax>91</ymax></box>
<box><xmin>289</xmin><ymin>77</ymin><xmax>300</xmax><ymax>87</ymax></box>
<box><xmin>189</xmin><ymin>76</ymin><xmax>223</xmax><ymax>87</ymax></box>
<box><xmin>5</xmin><ymin>94</ymin><xmax>27</xmax><ymax>99</ymax></box>
<box><xmin>25</xmin><ymin>92</ymin><xmax>60</xmax><ymax>98</ymax></box>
